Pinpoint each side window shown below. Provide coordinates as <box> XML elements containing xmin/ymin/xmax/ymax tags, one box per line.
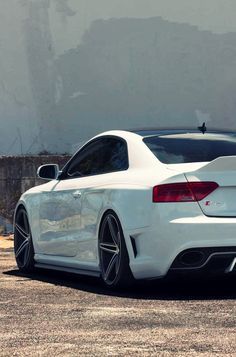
<box><xmin>66</xmin><ymin>137</ymin><xmax>128</xmax><ymax>178</ymax></box>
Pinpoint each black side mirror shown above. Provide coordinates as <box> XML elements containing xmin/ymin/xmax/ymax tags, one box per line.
<box><xmin>37</xmin><ymin>164</ymin><xmax>59</xmax><ymax>180</ymax></box>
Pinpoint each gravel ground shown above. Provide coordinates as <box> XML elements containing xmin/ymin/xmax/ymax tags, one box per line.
<box><xmin>0</xmin><ymin>238</ymin><xmax>236</xmax><ymax>356</ymax></box>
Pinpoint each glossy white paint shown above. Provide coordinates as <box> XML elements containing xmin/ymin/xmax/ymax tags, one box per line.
<box><xmin>15</xmin><ymin>130</ymin><xmax>236</xmax><ymax>279</ymax></box>
<box><xmin>185</xmin><ymin>156</ymin><xmax>236</xmax><ymax>217</ymax></box>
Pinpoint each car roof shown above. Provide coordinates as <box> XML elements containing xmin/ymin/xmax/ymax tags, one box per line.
<box><xmin>128</xmin><ymin>127</ymin><xmax>236</xmax><ymax>137</ymax></box>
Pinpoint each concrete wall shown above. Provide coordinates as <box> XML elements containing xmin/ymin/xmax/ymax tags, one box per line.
<box><xmin>0</xmin><ymin>155</ymin><xmax>70</xmax><ymax>221</ymax></box>
<box><xmin>1</xmin><ymin>1</ymin><xmax>236</xmax><ymax>155</ymax></box>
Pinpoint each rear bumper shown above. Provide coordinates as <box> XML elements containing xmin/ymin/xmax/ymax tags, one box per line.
<box><xmin>127</xmin><ymin>212</ymin><xmax>236</xmax><ymax>279</ymax></box>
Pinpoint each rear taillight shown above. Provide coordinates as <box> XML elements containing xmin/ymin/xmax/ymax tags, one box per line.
<box><xmin>153</xmin><ymin>182</ymin><xmax>218</xmax><ymax>202</ymax></box>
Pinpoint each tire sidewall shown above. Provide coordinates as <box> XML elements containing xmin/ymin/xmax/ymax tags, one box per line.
<box><xmin>14</xmin><ymin>207</ymin><xmax>35</xmax><ymax>273</ymax></box>
<box><xmin>99</xmin><ymin>210</ymin><xmax>132</xmax><ymax>288</ymax></box>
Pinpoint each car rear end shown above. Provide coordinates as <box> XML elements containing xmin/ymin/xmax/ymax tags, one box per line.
<box><xmin>130</xmin><ymin>130</ymin><xmax>236</xmax><ymax>279</ymax></box>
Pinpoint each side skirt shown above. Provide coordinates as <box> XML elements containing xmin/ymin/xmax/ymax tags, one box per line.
<box><xmin>34</xmin><ymin>263</ymin><xmax>100</xmax><ymax>277</ymax></box>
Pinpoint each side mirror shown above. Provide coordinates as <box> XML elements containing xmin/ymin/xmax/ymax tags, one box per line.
<box><xmin>37</xmin><ymin>164</ymin><xmax>60</xmax><ymax>180</ymax></box>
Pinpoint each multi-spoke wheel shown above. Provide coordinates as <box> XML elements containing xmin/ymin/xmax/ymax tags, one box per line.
<box><xmin>14</xmin><ymin>207</ymin><xmax>34</xmax><ymax>272</ymax></box>
<box><xmin>99</xmin><ymin>211</ymin><xmax>133</xmax><ymax>288</ymax></box>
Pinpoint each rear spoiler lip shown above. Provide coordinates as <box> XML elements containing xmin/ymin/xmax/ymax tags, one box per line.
<box><xmin>194</xmin><ymin>156</ymin><xmax>236</xmax><ymax>173</ymax></box>
<box><xmin>167</xmin><ymin>156</ymin><xmax>236</xmax><ymax>174</ymax></box>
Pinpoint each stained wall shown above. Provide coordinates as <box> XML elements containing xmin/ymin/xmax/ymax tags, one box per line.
<box><xmin>1</xmin><ymin>1</ymin><xmax>236</xmax><ymax>155</ymax></box>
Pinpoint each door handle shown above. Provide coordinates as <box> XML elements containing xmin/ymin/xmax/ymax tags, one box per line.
<box><xmin>73</xmin><ymin>190</ymin><xmax>82</xmax><ymax>199</ymax></box>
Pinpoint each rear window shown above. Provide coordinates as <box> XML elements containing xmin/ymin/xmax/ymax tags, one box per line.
<box><xmin>143</xmin><ymin>133</ymin><xmax>236</xmax><ymax>164</ymax></box>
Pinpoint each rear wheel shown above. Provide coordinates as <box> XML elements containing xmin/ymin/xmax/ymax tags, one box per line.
<box><xmin>99</xmin><ymin>211</ymin><xmax>133</xmax><ymax>288</ymax></box>
<box><xmin>14</xmin><ymin>207</ymin><xmax>34</xmax><ymax>272</ymax></box>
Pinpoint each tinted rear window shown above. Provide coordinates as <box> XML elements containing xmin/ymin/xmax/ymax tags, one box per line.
<box><xmin>143</xmin><ymin>133</ymin><xmax>236</xmax><ymax>164</ymax></box>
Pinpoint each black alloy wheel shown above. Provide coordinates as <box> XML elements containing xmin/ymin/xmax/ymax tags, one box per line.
<box><xmin>14</xmin><ymin>207</ymin><xmax>35</xmax><ymax>272</ymax></box>
<box><xmin>99</xmin><ymin>211</ymin><xmax>133</xmax><ymax>288</ymax></box>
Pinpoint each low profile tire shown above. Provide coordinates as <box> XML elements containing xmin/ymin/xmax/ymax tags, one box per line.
<box><xmin>14</xmin><ymin>207</ymin><xmax>35</xmax><ymax>273</ymax></box>
<box><xmin>99</xmin><ymin>211</ymin><xmax>134</xmax><ymax>289</ymax></box>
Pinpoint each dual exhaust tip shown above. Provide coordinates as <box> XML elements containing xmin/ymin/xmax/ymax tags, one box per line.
<box><xmin>179</xmin><ymin>251</ymin><xmax>205</xmax><ymax>267</ymax></box>
<box><xmin>173</xmin><ymin>249</ymin><xmax>236</xmax><ymax>273</ymax></box>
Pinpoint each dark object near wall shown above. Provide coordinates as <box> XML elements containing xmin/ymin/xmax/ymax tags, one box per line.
<box><xmin>0</xmin><ymin>155</ymin><xmax>70</xmax><ymax>221</ymax></box>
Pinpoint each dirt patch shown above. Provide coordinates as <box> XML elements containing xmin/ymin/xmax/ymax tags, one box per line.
<box><xmin>0</xmin><ymin>235</ymin><xmax>13</xmax><ymax>250</ymax></box>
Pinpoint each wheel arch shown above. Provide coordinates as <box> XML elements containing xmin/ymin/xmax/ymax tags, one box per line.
<box><xmin>14</xmin><ymin>202</ymin><xmax>36</xmax><ymax>252</ymax></box>
<box><xmin>97</xmin><ymin>206</ymin><xmax>126</xmax><ymax>239</ymax></box>
<box><xmin>14</xmin><ymin>202</ymin><xmax>28</xmax><ymax>225</ymax></box>
<box><xmin>97</xmin><ymin>207</ymin><xmax>134</xmax><ymax>263</ymax></box>
<box><xmin>14</xmin><ymin>202</ymin><xmax>35</xmax><ymax>272</ymax></box>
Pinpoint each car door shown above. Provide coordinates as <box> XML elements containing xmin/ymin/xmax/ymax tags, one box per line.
<box><xmin>63</xmin><ymin>136</ymin><xmax>129</xmax><ymax>262</ymax></box>
<box><xmin>37</xmin><ymin>177</ymin><xmax>83</xmax><ymax>257</ymax></box>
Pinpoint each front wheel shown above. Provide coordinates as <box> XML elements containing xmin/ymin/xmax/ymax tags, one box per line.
<box><xmin>99</xmin><ymin>211</ymin><xmax>134</xmax><ymax>289</ymax></box>
<box><xmin>14</xmin><ymin>207</ymin><xmax>35</xmax><ymax>273</ymax></box>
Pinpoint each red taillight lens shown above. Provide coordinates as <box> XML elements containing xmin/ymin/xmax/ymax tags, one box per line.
<box><xmin>153</xmin><ymin>182</ymin><xmax>218</xmax><ymax>202</ymax></box>
<box><xmin>189</xmin><ymin>182</ymin><xmax>219</xmax><ymax>201</ymax></box>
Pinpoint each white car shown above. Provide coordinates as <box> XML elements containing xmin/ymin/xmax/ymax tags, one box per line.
<box><xmin>14</xmin><ymin>128</ymin><xmax>236</xmax><ymax>288</ymax></box>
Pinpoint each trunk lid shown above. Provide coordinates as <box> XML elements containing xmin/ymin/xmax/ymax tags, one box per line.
<box><xmin>184</xmin><ymin>156</ymin><xmax>236</xmax><ymax>217</ymax></box>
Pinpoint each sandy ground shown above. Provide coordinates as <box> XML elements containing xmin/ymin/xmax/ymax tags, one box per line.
<box><xmin>0</xmin><ymin>236</ymin><xmax>236</xmax><ymax>356</ymax></box>
<box><xmin>0</xmin><ymin>235</ymin><xmax>13</xmax><ymax>249</ymax></box>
